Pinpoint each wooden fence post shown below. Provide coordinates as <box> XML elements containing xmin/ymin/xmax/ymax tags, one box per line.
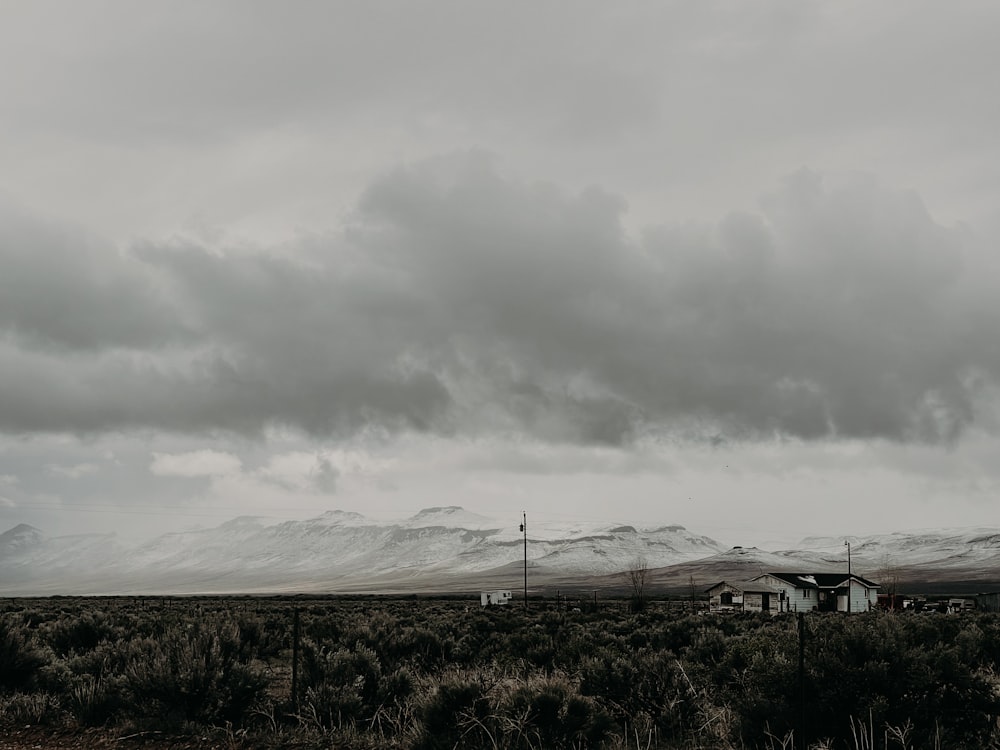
<box><xmin>291</xmin><ymin>608</ymin><xmax>301</xmax><ymax>712</ymax></box>
<box><xmin>798</xmin><ymin>612</ymin><xmax>805</xmax><ymax>750</ymax></box>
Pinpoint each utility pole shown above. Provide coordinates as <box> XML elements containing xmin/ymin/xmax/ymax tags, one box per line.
<box><xmin>844</xmin><ymin>540</ymin><xmax>852</xmax><ymax>613</ymax></box>
<box><xmin>520</xmin><ymin>511</ymin><xmax>527</xmax><ymax>611</ymax></box>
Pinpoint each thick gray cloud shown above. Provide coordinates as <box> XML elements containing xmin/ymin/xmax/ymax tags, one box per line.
<box><xmin>0</xmin><ymin>202</ymin><xmax>185</xmax><ymax>351</ymax></box>
<box><xmin>349</xmin><ymin>159</ymin><xmax>996</xmax><ymax>443</ymax></box>
<box><xmin>1</xmin><ymin>156</ymin><xmax>996</xmax><ymax>443</ymax></box>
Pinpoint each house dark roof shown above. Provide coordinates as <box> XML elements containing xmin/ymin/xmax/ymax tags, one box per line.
<box><xmin>761</xmin><ymin>572</ymin><xmax>879</xmax><ymax>589</ymax></box>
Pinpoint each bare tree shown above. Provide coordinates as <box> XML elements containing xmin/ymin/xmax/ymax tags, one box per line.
<box><xmin>626</xmin><ymin>557</ymin><xmax>649</xmax><ymax>612</ymax></box>
<box><xmin>876</xmin><ymin>553</ymin><xmax>901</xmax><ymax>609</ymax></box>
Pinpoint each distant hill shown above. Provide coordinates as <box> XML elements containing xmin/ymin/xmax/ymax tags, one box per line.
<box><xmin>3</xmin><ymin>509</ymin><xmax>1000</xmax><ymax>596</ymax></box>
<box><xmin>0</xmin><ymin>506</ymin><xmax>721</xmax><ymax>595</ymax></box>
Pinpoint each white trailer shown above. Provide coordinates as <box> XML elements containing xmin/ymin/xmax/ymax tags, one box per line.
<box><xmin>481</xmin><ymin>590</ymin><xmax>513</xmax><ymax>607</ymax></box>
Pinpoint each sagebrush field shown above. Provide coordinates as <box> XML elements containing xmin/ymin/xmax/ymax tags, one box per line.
<box><xmin>2</xmin><ymin>595</ymin><xmax>999</xmax><ymax>749</ymax></box>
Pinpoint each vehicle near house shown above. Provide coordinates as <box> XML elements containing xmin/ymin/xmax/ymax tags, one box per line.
<box><xmin>877</xmin><ymin>593</ymin><xmax>906</xmax><ymax>610</ymax></box>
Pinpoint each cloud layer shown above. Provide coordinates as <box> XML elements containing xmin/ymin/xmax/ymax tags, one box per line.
<box><xmin>1</xmin><ymin>157</ymin><xmax>996</xmax><ymax>445</ymax></box>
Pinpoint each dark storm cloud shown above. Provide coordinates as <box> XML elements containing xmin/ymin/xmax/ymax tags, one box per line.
<box><xmin>349</xmin><ymin>158</ymin><xmax>996</xmax><ymax>443</ymax></box>
<box><xmin>1</xmin><ymin>156</ymin><xmax>997</xmax><ymax>443</ymax></box>
<box><xmin>0</xmin><ymin>203</ymin><xmax>186</xmax><ymax>350</ymax></box>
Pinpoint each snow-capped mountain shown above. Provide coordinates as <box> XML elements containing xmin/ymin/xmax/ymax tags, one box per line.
<box><xmin>4</xmin><ymin>511</ymin><xmax>1000</xmax><ymax>595</ymax></box>
<box><xmin>0</xmin><ymin>523</ymin><xmax>44</xmax><ymax>555</ymax></box>
<box><xmin>2</xmin><ymin>523</ymin><xmax>124</xmax><ymax>571</ymax></box>
<box><xmin>0</xmin><ymin>507</ymin><xmax>724</xmax><ymax>595</ymax></box>
<box><xmin>797</xmin><ymin>529</ymin><xmax>1000</xmax><ymax>578</ymax></box>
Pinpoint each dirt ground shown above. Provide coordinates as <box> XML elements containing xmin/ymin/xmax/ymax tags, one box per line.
<box><xmin>0</xmin><ymin>724</ymin><xmax>326</xmax><ymax>750</ymax></box>
<box><xmin>0</xmin><ymin>726</ymin><xmax>249</xmax><ymax>750</ymax></box>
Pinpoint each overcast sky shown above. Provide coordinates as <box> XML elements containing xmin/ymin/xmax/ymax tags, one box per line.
<box><xmin>2</xmin><ymin>1</ymin><xmax>1000</xmax><ymax>549</ymax></box>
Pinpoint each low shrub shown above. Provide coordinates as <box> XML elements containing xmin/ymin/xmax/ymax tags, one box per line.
<box><xmin>0</xmin><ymin>618</ymin><xmax>49</xmax><ymax>691</ymax></box>
<box><xmin>122</xmin><ymin>620</ymin><xmax>268</xmax><ymax>727</ymax></box>
<box><xmin>42</xmin><ymin>611</ymin><xmax>120</xmax><ymax>657</ymax></box>
<box><xmin>298</xmin><ymin>642</ymin><xmax>382</xmax><ymax>730</ymax></box>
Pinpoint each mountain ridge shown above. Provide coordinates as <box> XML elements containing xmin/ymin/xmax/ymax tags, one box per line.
<box><xmin>3</xmin><ymin>508</ymin><xmax>1000</xmax><ymax>595</ymax></box>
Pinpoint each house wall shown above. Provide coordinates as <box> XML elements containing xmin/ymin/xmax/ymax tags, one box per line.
<box><xmin>707</xmin><ymin>583</ymin><xmax>745</xmax><ymax>611</ymax></box>
<box><xmin>753</xmin><ymin>574</ymin><xmax>877</xmax><ymax>613</ymax></box>
<box><xmin>742</xmin><ymin>591</ymin><xmax>787</xmax><ymax>615</ymax></box>
<box><xmin>708</xmin><ymin>593</ymin><xmax>742</xmax><ymax>610</ymax></box>
<box><xmin>784</xmin><ymin>585</ymin><xmax>817</xmax><ymax>613</ymax></box>
<box><xmin>841</xmin><ymin>580</ymin><xmax>875</xmax><ymax>612</ymax></box>
<box><xmin>754</xmin><ymin>574</ymin><xmax>816</xmax><ymax>613</ymax></box>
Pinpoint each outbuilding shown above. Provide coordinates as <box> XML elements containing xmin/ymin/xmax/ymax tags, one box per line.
<box><xmin>706</xmin><ymin>580</ymin><xmax>784</xmax><ymax>614</ymax></box>
<box><xmin>480</xmin><ymin>590</ymin><xmax>513</xmax><ymax>607</ymax></box>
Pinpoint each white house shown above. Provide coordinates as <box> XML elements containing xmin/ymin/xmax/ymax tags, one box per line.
<box><xmin>708</xmin><ymin>573</ymin><xmax>879</xmax><ymax>614</ymax></box>
<box><xmin>481</xmin><ymin>590</ymin><xmax>513</xmax><ymax>607</ymax></box>
<box><xmin>751</xmin><ymin>573</ymin><xmax>879</xmax><ymax>613</ymax></box>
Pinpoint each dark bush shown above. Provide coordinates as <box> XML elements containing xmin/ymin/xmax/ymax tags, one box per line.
<box><xmin>803</xmin><ymin>613</ymin><xmax>1000</xmax><ymax>747</ymax></box>
<box><xmin>43</xmin><ymin>611</ymin><xmax>119</xmax><ymax>657</ymax></box>
<box><xmin>299</xmin><ymin>642</ymin><xmax>383</xmax><ymax>729</ymax></box>
<box><xmin>123</xmin><ymin>620</ymin><xmax>268</xmax><ymax>727</ymax></box>
<box><xmin>507</xmin><ymin>679</ymin><xmax>614</xmax><ymax>748</ymax></box>
<box><xmin>68</xmin><ymin>673</ymin><xmax>126</xmax><ymax>726</ymax></box>
<box><xmin>414</xmin><ymin>675</ymin><xmax>490</xmax><ymax>750</ymax></box>
<box><xmin>0</xmin><ymin>618</ymin><xmax>48</xmax><ymax>691</ymax></box>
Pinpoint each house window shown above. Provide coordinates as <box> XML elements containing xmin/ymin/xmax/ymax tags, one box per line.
<box><xmin>720</xmin><ymin>592</ymin><xmax>733</xmax><ymax>605</ymax></box>
<box><xmin>804</xmin><ymin>589</ymin><xmax>810</xmax><ymax>598</ymax></box>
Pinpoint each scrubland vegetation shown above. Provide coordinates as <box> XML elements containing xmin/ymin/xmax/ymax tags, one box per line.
<box><xmin>2</xmin><ymin>596</ymin><xmax>1000</xmax><ymax>749</ymax></box>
